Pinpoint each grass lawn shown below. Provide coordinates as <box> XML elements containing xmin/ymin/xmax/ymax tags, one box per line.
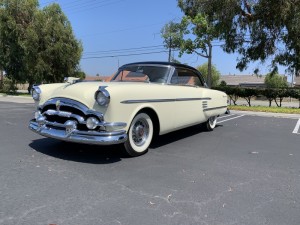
<box><xmin>229</xmin><ymin>105</ymin><xmax>300</xmax><ymax>114</ymax></box>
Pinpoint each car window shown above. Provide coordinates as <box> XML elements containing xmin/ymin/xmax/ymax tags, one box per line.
<box><xmin>171</xmin><ymin>67</ymin><xmax>204</xmax><ymax>87</ymax></box>
<box><xmin>112</xmin><ymin>66</ymin><xmax>169</xmax><ymax>83</ymax></box>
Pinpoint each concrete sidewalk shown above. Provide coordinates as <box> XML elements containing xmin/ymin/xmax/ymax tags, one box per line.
<box><xmin>0</xmin><ymin>95</ymin><xmax>33</xmax><ymax>104</ymax></box>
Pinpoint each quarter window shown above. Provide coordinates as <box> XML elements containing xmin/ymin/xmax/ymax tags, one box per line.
<box><xmin>171</xmin><ymin>68</ymin><xmax>204</xmax><ymax>87</ymax></box>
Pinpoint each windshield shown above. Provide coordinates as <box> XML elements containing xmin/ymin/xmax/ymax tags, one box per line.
<box><xmin>112</xmin><ymin>65</ymin><xmax>170</xmax><ymax>83</ymax></box>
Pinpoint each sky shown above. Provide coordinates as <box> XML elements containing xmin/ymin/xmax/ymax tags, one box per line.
<box><xmin>39</xmin><ymin>0</ymin><xmax>290</xmax><ymax>79</ymax></box>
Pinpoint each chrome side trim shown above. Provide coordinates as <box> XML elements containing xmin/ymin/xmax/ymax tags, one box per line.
<box><xmin>121</xmin><ymin>97</ymin><xmax>211</xmax><ymax>104</ymax></box>
<box><xmin>203</xmin><ymin>106</ymin><xmax>227</xmax><ymax>112</ymax></box>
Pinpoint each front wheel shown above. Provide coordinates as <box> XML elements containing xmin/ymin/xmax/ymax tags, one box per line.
<box><xmin>124</xmin><ymin>113</ymin><xmax>153</xmax><ymax>157</ymax></box>
<box><xmin>203</xmin><ymin>116</ymin><xmax>217</xmax><ymax>131</ymax></box>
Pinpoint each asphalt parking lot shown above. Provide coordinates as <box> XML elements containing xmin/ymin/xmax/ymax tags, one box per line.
<box><xmin>0</xmin><ymin>101</ymin><xmax>300</xmax><ymax>225</ymax></box>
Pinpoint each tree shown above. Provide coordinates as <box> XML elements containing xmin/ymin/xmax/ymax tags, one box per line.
<box><xmin>197</xmin><ymin>63</ymin><xmax>220</xmax><ymax>87</ymax></box>
<box><xmin>73</xmin><ymin>70</ymin><xmax>86</xmax><ymax>80</ymax></box>
<box><xmin>264</xmin><ymin>73</ymin><xmax>288</xmax><ymax>89</ymax></box>
<box><xmin>30</xmin><ymin>4</ymin><xmax>82</xmax><ymax>85</ymax></box>
<box><xmin>0</xmin><ymin>0</ymin><xmax>39</xmax><ymax>89</ymax></box>
<box><xmin>275</xmin><ymin>89</ymin><xmax>290</xmax><ymax>107</ymax></box>
<box><xmin>161</xmin><ymin>13</ymin><xmax>220</xmax><ymax>87</ymax></box>
<box><xmin>177</xmin><ymin>0</ymin><xmax>300</xmax><ymax>76</ymax></box>
<box><xmin>238</xmin><ymin>88</ymin><xmax>257</xmax><ymax>107</ymax></box>
<box><xmin>0</xmin><ymin>1</ymin><xmax>82</xmax><ymax>92</ymax></box>
<box><xmin>262</xmin><ymin>89</ymin><xmax>277</xmax><ymax>107</ymax></box>
<box><xmin>289</xmin><ymin>89</ymin><xmax>300</xmax><ymax>108</ymax></box>
<box><xmin>161</xmin><ymin>21</ymin><xmax>184</xmax><ymax>62</ymax></box>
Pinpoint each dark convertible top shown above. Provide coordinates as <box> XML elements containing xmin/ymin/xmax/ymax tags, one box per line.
<box><xmin>120</xmin><ymin>61</ymin><xmax>198</xmax><ymax>71</ymax></box>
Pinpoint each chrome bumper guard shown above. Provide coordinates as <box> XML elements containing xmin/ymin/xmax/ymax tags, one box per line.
<box><xmin>29</xmin><ymin>120</ymin><xmax>127</xmax><ymax>145</ymax></box>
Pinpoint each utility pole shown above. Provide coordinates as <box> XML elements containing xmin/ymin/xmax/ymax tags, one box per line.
<box><xmin>207</xmin><ymin>43</ymin><xmax>213</xmax><ymax>88</ymax></box>
<box><xmin>168</xmin><ymin>36</ymin><xmax>172</xmax><ymax>62</ymax></box>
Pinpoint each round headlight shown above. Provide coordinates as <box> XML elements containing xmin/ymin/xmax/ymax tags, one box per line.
<box><xmin>95</xmin><ymin>88</ymin><xmax>110</xmax><ymax>106</ymax></box>
<box><xmin>86</xmin><ymin>117</ymin><xmax>99</xmax><ymax>130</ymax></box>
<box><xmin>31</xmin><ymin>86</ymin><xmax>41</xmax><ymax>101</ymax></box>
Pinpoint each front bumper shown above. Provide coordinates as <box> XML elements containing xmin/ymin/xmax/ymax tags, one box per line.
<box><xmin>29</xmin><ymin>120</ymin><xmax>127</xmax><ymax>145</ymax></box>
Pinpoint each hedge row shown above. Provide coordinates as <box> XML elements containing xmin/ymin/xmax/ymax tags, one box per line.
<box><xmin>214</xmin><ymin>86</ymin><xmax>300</xmax><ymax>108</ymax></box>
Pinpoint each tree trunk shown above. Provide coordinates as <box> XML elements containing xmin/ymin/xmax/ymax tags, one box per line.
<box><xmin>245</xmin><ymin>97</ymin><xmax>251</xmax><ymax>107</ymax></box>
<box><xmin>279</xmin><ymin>98</ymin><xmax>283</xmax><ymax>107</ymax></box>
<box><xmin>28</xmin><ymin>82</ymin><xmax>33</xmax><ymax>94</ymax></box>
<box><xmin>0</xmin><ymin>70</ymin><xmax>3</xmax><ymax>90</ymax></box>
<box><xmin>274</xmin><ymin>98</ymin><xmax>280</xmax><ymax>107</ymax></box>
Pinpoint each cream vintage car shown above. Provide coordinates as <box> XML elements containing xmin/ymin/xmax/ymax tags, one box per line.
<box><xmin>29</xmin><ymin>62</ymin><xmax>228</xmax><ymax>156</ymax></box>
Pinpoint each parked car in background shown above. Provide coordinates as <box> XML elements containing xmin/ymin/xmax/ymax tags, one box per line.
<box><xmin>29</xmin><ymin>62</ymin><xmax>228</xmax><ymax>156</ymax></box>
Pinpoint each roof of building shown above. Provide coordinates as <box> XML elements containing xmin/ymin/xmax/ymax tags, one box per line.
<box><xmin>220</xmin><ymin>75</ymin><xmax>266</xmax><ymax>86</ymax></box>
<box><xmin>84</xmin><ymin>76</ymin><xmax>112</xmax><ymax>82</ymax></box>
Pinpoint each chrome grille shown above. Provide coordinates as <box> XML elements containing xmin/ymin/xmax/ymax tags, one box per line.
<box><xmin>39</xmin><ymin>98</ymin><xmax>103</xmax><ymax>130</ymax></box>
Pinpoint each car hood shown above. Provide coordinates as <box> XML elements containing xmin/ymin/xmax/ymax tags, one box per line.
<box><xmin>47</xmin><ymin>81</ymin><xmax>154</xmax><ymax>108</ymax></box>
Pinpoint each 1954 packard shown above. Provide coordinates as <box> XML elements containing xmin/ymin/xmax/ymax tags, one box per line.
<box><xmin>29</xmin><ymin>62</ymin><xmax>228</xmax><ymax>156</ymax></box>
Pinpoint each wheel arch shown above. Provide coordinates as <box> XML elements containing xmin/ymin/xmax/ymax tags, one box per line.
<box><xmin>134</xmin><ymin>107</ymin><xmax>160</xmax><ymax>137</ymax></box>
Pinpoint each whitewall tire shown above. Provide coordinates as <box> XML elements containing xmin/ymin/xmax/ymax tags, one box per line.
<box><xmin>124</xmin><ymin>113</ymin><xmax>153</xmax><ymax>157</ymax></box>
<box><xmin>204</xmin><ymin>116</ymin><xmax>217</xmax><ymax>131</ymax></box>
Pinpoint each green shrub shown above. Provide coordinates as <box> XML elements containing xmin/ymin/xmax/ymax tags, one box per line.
<box><xmin>0</xmin><ymin>77</ymin><xmax>17</xmax><ymax>94</ymax></box>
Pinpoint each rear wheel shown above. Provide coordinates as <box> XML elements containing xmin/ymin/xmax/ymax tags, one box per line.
<box><xmin>203</xmin><ymin>116</ymin><xmax>217</xmax><ymax>131</ymax></box>
<box><xmin>124</xmin><ymin>113</ymin><xmax>153</xmax><ymax>157</ymax></box>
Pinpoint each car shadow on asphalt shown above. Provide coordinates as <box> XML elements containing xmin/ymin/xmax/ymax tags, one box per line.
<box><xmin>150</xmin><ymin>124</ymin><xmax>223</xmax><ymax>149</ymax></box>
<box><xmin>29</xmin><ymin>138</ymin><xmax>128</xmax><ymax>164</ymax></box>
<box><xmin>29</xmin><ymin>124</ymin><xmax>223</xmax><ymax>163</ymax></box>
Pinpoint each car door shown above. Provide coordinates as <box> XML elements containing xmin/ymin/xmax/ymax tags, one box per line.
<box><xmin>169</xmin><ymin>66</ymin><xmax>208</xmax><ymax>129</ymax></box>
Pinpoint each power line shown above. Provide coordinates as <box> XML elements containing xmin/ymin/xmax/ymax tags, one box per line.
<box><xmin>61</xmin><ymin>0</ymin><xmax>111</xmax><ymax>11</ymax></box>
<box><xmin>83</xmin><ymin>45</ymin><xmax>164</xmax><ymax>55</ymax></box>
<box><xmin>40</xmin><ymin>0</ymin><xmax>124</xmax><ymax>14</ymax></box>
<box><xmin>83</xmin><ymin>47</ymin><xmax>166</xmax><ymax>56</ymax></box>
<box><xmin>67</xmin><ymin>0</ymin><xmax>125</xmax><ymax>14</ymax></box>
<box><xmin>82</xmin><ymin>51</ymin><xmax>168</xmax><ymax>59</ymax></box>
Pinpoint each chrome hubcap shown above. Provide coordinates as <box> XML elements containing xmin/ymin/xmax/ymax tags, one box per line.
<box><xmin>132</xmin><ymin>118</ymin><xmax>149</xmax><ymax>146</ymax></box>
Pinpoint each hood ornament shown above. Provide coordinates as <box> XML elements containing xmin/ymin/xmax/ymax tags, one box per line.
<box><xmin>56</xmin><ymin>100</ymin><xmax>61</xmax><ymax>111</ymax></box>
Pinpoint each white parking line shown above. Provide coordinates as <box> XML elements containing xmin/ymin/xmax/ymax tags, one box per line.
<box><xmin>292</xmin><ymin>119</ymin><xmax>300</xmax><ymax>134</ymax></box>
<box><xmin>217</xmin><ymin>115</ymin><xmax>245</xmax><ymax>124</ymax></box>
<box><xmin>219</xmin><ymin>114</ymin><xmax>235</xmax><ymax>119</ymax></box>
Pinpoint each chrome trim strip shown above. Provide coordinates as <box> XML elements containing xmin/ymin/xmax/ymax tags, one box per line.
<box><xmin>203</xmin><ymin>106</ymin><xmax>227</xmax><ymax>112</ymax></box>
<box><xmin>43</xmin><ymin>109</ymin><xmax>85</xmax><ymax>124</ymax></box>
<box><xmin>42</xmin><ymin>98</ymin><xmax>89</xmax><ymax>112</ymax></box>
<box><xmin>39</xmin><ymin>119</ymin><xmax>126</xmax><ymax>131</ymax></box>
<box><xmin>41</xmin><ymin>98</ymin><xmax>103</xmax><ymax>120</ymax></box>
<box><xmin>29</xmin><ymin>120</ymin><xmax>127</xmax><ymax>145</ymax></box>
<box><xmin>121</xmin><ymin>97</ymin><xmax>211</xmax><ymax>104</ymax></box>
